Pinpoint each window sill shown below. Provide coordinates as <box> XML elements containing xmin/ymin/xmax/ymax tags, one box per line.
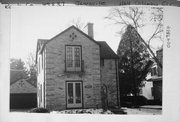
<box><xmin>64</xmin><ymin>70</ymin><xmax>84</xmax><ymax>73</ymax></box>
<box><xmin>64</xmin><ymin>70</ymin><xmax>85</xmax><ymax>77</ymax></box>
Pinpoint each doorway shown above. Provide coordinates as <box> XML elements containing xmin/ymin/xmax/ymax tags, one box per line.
<box><xmin>66</xmin><ymin>81</ymin><xmax>83</xmax><ymax>108</ymax></box>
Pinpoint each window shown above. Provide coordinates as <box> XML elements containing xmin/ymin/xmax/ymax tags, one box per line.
<box><xmin>151</xmin><ymin>87</ymin><xmax>154</xmax><ymax>97</ymax></box>
<box><xmin>100</xmin><ymin>59</ymin><xmax>104</xmax><ymax>66</ymax></box>
<box><xmin>41</xmin><ymin>84</ymin><xmax>43</xmax><ymax>104</ymax></box>
<box><xmin>39</xmin><ymin>84</ymin><xmax>42</xmax><ymax>104</ymax></box>
<box><xmin>38</xmin><ymin>57</ymin><xmax>40</xmax><ymax>74</ymax></box>
<box><xmin>151</xmin><ymin>67</ymin><xmax>157</xmax><ymax>76</ymax></box>
<box><xmin>42</xmin><ymin>53</ymin><xmax>43</xmax><ymax>70</ymax></box>
<box><xmin>65</xmin><ymin>46</ymin><xmax>82</xmax><ymax>71</ymax></box>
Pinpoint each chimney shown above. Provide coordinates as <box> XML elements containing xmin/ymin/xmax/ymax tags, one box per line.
<box><xmin>87</xmin><ymin>23</ymin><xmax>94</xmax><ymax>39</ymax></box>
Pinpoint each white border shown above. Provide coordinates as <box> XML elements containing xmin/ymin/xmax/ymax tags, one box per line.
<box><xmin>0</xmin><ymin>4</ymin><xmax>180</xmax><ymax>122</ymax></box>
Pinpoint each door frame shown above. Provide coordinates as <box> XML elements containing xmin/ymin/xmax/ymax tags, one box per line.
<box><xmin>65</xmin><ymin>80</ymin><xmax>83</xmax><ymax>109</ymax></box>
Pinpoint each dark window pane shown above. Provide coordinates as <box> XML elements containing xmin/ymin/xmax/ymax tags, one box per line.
<box><xmin>66</xmin><ymin>47</ymin><xmax>73</xmax><ymax>67</ymax></box>
<box><xmin>74</xmin><ymin>47</ymin><xmax>80</xmax><ymax>67</ymax></box>
<box><xmin>42</xmin><ymin>54</ymin><xmax>43</xmax><ymax>69</ymax></box>
<box><xmin>68</xmin><ymin>83</ymin><xmax>73</xmax><ymax>104</ymax></box>
<box><xmin>75</xmin><ymin>83</ymin><xmax>81</xmax><ymax>103</ymax></box>
<box><xmin>66</xmin><ymin>46</ymin><xmax>81</xmax><ymax>71</ymax></box>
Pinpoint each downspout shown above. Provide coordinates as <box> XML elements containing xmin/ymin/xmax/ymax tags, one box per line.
<box><xmin>36</xmin><ymin>53</ymin><xmax>39</xmax><ymax>108</ymax></box>
<box><xmin>44</xmin><ymin>46</ymin><xmax>46</xmax><ymax>108</ymax></box>
<box><xmin>115</xmin><ymin>59</ymin><xmax>121</xmax><ymax>108</ymax></box>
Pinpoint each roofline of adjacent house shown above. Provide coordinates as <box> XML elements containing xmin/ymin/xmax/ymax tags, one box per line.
<box><xmin>10</xmin><ymin>78</ymin><xmax>37</xmax><ymax>87</ymax></box>
<box><xmin>147</xmin><ymin>76</ymin><xmax>162</xmax><ymax>82</ymax></box>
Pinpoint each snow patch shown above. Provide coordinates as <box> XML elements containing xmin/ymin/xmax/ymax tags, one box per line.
<box><xmin>51</xmin><ymin>109</ymin><xmax>113</xmax><ymax>114</ymax></box>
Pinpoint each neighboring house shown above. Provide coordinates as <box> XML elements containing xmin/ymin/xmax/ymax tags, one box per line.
<box><xmin>150</xmin><ymin>49</ymin><xmax>162</xmax><ymax>102</ymax></box>
<box><xmin>10</xmin><ymin>78</ymin><xmax>37</xmax><ymax>109</ymax></box>
<box><xmin>141</xmin><ymin>79</ymin><xmax>154</xmax><ymax>100</ymax></box>
<box><xmin>36</xmin><ymin>23</ymin><xmax>120</xmax><ymax>110</ymax></box>
<box><xmin>140</xmin><ymin>49</ymin><xmax>163</xmax><ymax>103</ymax></box>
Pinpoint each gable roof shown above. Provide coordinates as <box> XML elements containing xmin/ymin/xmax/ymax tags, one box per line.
<box><xmin>38</xmin><ymin>26</ymin><xmax>100</xmax><ymax>47</ymax></box>
<box><xmin>36</xmin><ymin>26</ymin><xmax>100</xmax><ymax>63</ymax></box>
<box><xmin>10</xmin><ymin>79</ymin><xmax>37</xmax><ymax>93</ymax></box>
<box><xmin>10</xmin><ymin>77</ymin><xmax>36</xmax><ymax>88</ymax></box>
<box><xmin>10</xmin><ymin>70</ymin><xmax>27</xmax><ymax>84</ymax></box>
<box><xmin>36</xmin><ymin>39</ymin><xmax>49</xmax><ymax>63</ymax></box>
<box><xmin>97</xmin><ymin>41</ymin><xmax>119</xmax><ymax>59</ymax></box>
<box><xmin>48</xmin><ymin>26</ymin><xmax>100</xmax><ymax>46</ymax></box>
<box><xmin>36</xmin><ymin>26</ymin><xmax>119</xmax><ymax>61</ymax></box>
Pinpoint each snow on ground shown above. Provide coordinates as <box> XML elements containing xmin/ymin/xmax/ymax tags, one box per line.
<box><xmin>51</xmin><ymin>108</ymin><xmax>113</xmax><ymax>114</ymax></box>
<box><xmin>10</xmin><ymin>106</ymin><xmax>162</xmax><ymax>115</ymax></box>
<box><xmin>122</xmin><ymin>107</ymin><xmax>162</xmax><ymax>115</ymax></box>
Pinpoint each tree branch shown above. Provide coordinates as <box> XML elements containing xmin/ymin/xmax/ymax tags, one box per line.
<box><xmin>147</xmin><ymin>23</ymin><xmax>163</xmax><ymax>46</ymax></box>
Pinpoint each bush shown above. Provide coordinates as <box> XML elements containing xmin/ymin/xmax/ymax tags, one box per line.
<box><xmin>28</xmin><ymin>107</ymin><xmax>50</xmax><ymax>113</ymax></box>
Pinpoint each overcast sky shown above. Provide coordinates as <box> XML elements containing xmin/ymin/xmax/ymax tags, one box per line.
<box><xmin>10</xmin><ymin>5</ymin><xmax>163</xmax><ymax>62</ymax></box>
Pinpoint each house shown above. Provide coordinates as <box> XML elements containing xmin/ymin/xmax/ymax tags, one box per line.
<box><xmin>36</xmin><ymin>23</ymin><xmax>120</xmax><ymax>110</ymax></box>
<box><xmin>10</xmin><ymin>78</ymin><xmax>37</xmax><ymax>109</ymax></box>
<box><xmin>140</xmin><ymin>49</ymin><xmax>162</xmax><ymax>104</ymax></box>
<box><xmin>150</xmin><ymin>49</ymin><xmax>162</xmax><ymax>103</ymax></box>
<box><xmin>140</xmin><ymin>79</ymin><xmax>154</xmax><ymax>100</ymax></box>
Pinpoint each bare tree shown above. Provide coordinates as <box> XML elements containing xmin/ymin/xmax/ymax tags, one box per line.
<box><xmin>105</xmin><ymin>7</ymin><xmax>145</xmax><ymax>33</ymax></box>
<box><xmin>26</xmin><ymin>52</ymin><xmax>37</xmax><ymax>86</ymax></box>
<box><xmin>69</xmin><ymin>17</ymin><xmax>86</xmax><ymax>30</ymax></box>
<box><xmin>26</xmin><ymin>52</ymin><xmax>36</xmax><ymax>70</ymax></box>
<box><xmin>148</xmin><ymin>7</ymin><xmax>163</xmax><ymax>45</ymax></box>
<box><xmin>105</xmin><ymin>7</ymin><xmax>163</xmax><ymax>68</ymax></box>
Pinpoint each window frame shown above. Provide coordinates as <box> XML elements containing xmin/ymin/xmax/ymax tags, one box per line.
<box><xmin>151</xmin><ymin>67</ymin><xmax>157</xmax><ymax>76</ymax></box>
<box><xmin>100</xmin><ymin>59</ymin><xmax>104</xmax><ymax>66</ymax></box>
<box><xmin>65</xmin><ymin>45</ymin><xmax>82</xmax><ymax>72</ymax></box>
<box><xmin>38</xmin><ymin>57</ymin><xmax>40</xmax><ymax>74</ymax></box>
<box><xmin>42</xmin><ymin>52</ymin><xmax>43</xmax><ymax>70</ymax></box>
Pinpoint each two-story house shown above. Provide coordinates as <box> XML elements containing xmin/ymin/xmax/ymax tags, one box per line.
<box><xmin>36</xmin><ymin>23</ymin><xmax>120</xmax><ymax>110</ymax></box>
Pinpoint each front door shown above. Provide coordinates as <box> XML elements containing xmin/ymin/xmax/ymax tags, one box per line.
<box><xmin>66</xmin><ymin>81</ymin><xmax>82</xmax><ymax>108</ymax></box>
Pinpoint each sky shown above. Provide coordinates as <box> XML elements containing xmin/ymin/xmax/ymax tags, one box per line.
<box><xmin>10</xmin><ymin>5</ymin><xmax>163</xmax><ymax>62</ymax></box>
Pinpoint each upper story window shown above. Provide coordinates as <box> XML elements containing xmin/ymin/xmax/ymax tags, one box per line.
<box><xmin>151</xmin><ymin>67</ymin><xmax>157</xmax><ymax>76</ymax></box>
<box><xmin>38</xmin><ymin>57</ymin><xmax>40</xmax><ymax>74</ymax></box>
<box><xmin>100</xmin><ymin>59</ymin><xmax>104</xmax><ymax>66</ymax></box>
<box><xmin>42</xmin><ymin>53</ymin><xmax>43</xmax><ymax>70</ymax></box>
<box><xmin>65</xmin><ymin>45</ymin><xmax>82</xmax><ymax>72</ymax></box>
